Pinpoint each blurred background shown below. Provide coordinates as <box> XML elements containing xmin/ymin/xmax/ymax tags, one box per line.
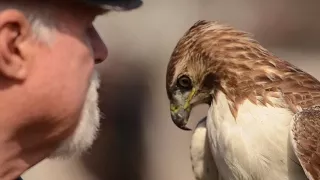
<box><xmin>22</xmin><ymin>0</ymin><xmax>320</xmax><ymax>180</ymax></box>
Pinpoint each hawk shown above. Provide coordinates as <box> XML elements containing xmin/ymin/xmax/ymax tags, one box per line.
<box><xmin>166</xmin><ymin>20</ymin><xmax>320</xmax><ymax>180</ymax></box>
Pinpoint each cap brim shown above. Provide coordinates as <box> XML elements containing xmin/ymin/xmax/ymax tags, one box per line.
<box><xmin>83</xmin><ymin>0</ymin><xmax>143</xmax><ymax>11</ymax></box>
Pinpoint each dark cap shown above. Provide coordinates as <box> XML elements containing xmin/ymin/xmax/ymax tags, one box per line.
<box><xmin>82</xmin><ymin>0</ymin><xmax>143</xmax><ymax>11</ymax></box>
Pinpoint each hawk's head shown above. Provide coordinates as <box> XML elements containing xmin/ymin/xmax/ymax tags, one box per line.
<box><xmin>166</xmin><ymin>20</ymin><xmax>299</xmax><ymax>130</ymax></box>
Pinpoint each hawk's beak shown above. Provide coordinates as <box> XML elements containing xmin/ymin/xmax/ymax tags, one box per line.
<box><xmin>170</xmin><ymin>88</ymin><xmax>196</xmax><ymax>131</ymax></box>
<box><xmin>170</xmin><ymin>107</ymin><xmax>191</xmax><ymax>131</ymax></box>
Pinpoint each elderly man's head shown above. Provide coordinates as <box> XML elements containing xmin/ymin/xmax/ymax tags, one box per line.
<box><xmin>0</xmin><ymin>1</ymin><xmax>107</xmax><ymax>161</ymax></box>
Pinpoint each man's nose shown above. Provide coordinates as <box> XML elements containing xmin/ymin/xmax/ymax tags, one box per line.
<box><xmin>89</xmin><ymin>26</ymin><xmax>108</xmax><ymax>64</ymax></box>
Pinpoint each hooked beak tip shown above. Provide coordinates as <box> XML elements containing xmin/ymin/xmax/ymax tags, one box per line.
<box><xmin>171</xmin><ymin>110</ymin><xmax>192</xmax><ymax>131</ymax></box>
<box><xmin>172</xmin><ymin>120</ymin><xmax>192</xmax><ymax>131</ymax></box>
<box><xmin>180</xmin><ymin>126</ymin><xmax>192</xmax><ymax>131</ymax></box>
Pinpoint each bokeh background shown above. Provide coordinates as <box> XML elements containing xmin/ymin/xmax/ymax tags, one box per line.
<box><xmin>22</xmin><ymin>0</ymin><xmax>320</xmax><ymax>180</ymax></box>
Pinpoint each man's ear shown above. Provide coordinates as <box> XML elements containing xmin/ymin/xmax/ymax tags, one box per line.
<box><xmin>0</xmin><ymin>9</ymin><xmax>31</xmax><ymax>81</ymax></box>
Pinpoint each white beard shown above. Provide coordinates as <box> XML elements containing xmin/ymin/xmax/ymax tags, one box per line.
<box><xmin>48</xmin><ymin>70</ymin><xmax>101</xmax><ymax>159</ymax></box>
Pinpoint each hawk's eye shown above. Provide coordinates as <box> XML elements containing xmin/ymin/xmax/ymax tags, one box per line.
<box><xmin>177</xmin><ymin>75</ymin><xmax>192</xmax><ymax>90</ymax></box>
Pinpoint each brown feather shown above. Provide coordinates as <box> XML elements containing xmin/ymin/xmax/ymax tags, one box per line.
<box><xmin>292</xmin><ymin>105</ymin><xmax>320</xmax><ymax>180</ymax></box>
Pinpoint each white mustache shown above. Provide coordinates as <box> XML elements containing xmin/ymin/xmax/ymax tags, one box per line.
<box><xmin>90</xmin><ymin>70</ymin><xmax>101</xmax><ymax>90</ymax></box>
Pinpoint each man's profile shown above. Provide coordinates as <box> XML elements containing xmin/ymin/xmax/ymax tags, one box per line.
<box><xmin>0</xmin><ymin>1</ymin><xmax>142</xmax><ymax>180</ymax></box>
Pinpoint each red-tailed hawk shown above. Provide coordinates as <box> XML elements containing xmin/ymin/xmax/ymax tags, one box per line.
<box><xmin>166</xmin><ymin>20</ymin><xmax>320</xmax><ymax>180</ymax></box>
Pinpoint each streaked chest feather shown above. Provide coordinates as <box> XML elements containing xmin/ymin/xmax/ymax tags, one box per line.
<box><xmin>206</xmin><ymin>91</ymin><xmax>307</xmax><ymax>180</ymax></box>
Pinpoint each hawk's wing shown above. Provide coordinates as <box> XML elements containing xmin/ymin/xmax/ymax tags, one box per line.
<box><xmin>290</xmin><ymin>105</ymin><xmax>320</xmax><ymax>180</ymax></box>
<box><xmin>190</xmin><ymin>117</ymin><xmax>220</xmax><ymax>180</ymax></box>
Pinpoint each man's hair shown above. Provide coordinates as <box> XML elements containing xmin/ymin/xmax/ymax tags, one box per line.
<box><xmin>0</xmin><ymin>2</ymin><xmax>94</xmax><ymax>54</ymax></box>
<box><xmin>0</xmin><ymin>2</ymin><xmax>59</xmax><ymax>43</ymax></box>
